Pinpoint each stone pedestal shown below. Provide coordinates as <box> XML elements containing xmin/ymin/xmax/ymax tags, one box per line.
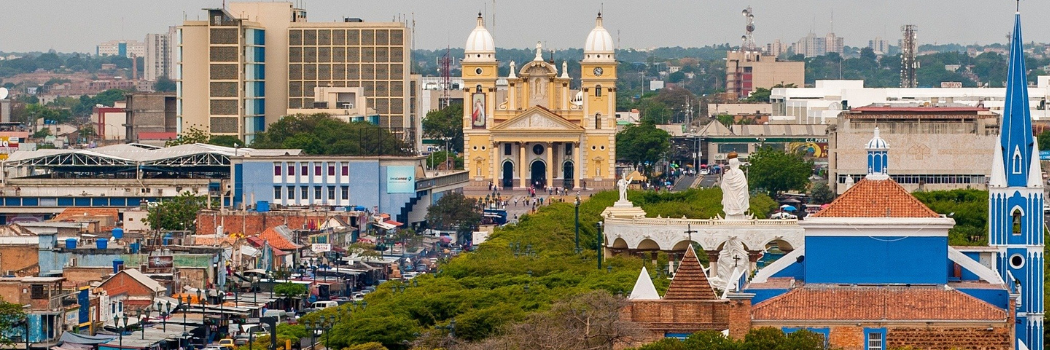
<box><xmin>602</xmin><ymin>201</ymin><xmax>647</xmax><ymax>219</ymax></box>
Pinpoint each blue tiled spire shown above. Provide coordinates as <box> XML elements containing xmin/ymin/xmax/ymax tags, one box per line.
<box><xmin>999</xmin><ymin>11</ymin><xmax>1035</xmax><ymax>187</ymax></box>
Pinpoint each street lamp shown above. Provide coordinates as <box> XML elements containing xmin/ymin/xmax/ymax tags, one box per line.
<box><xmin>574</xmin><ymin>192</ymin><xmax>581</xmax><ymax>254</ymax></box>
<box><xmin>157</xmin><ymin>300</ymin><xmax>172</xmax><ymax>332</ymax></box>
<box><xmin>217</xmin><ymin>290</ymin><xmax>226</xmax><ymax>339</ymax></box>
<box><xmin>113</xmin><ymin>314</ymin><xmax>128</xmax><ymax>350</ymax></box>
<box><xmin>305</xmin><ymin>320</ymin><xmax>317</xmax><ymax>349</ymax></box>
<box><xmin>596</xmin><ymin>221</ymin><xmax>604</xmax><ymax>270</ymax></box>
<box><xmin>182</xmin><ymin>295</ymin><xmax>189</xmax><ymax>332</ymax></box>
<box><xmin>197</xmin><ymin>289</ymin><xmax>209</xmax><ymax>345</ymax></box>
<box><xmin>140</xmin><ymin>308</ymin><xmax>148</xmax><ymax>340</ymax></box>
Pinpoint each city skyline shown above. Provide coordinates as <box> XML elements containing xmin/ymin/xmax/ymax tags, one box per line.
<box><xmin>0</xmin><ymin>0</ymin><xmax>1042</xmax><ymax>54</ymax></box>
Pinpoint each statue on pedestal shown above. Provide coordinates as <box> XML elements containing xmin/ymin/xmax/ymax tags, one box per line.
<box><xmin>720</xmin><ymin>152</ymin><xmax>750</xmax><ymax>219</ymax></box>
<box><xmin>617</xmin><ymin>170</ymin><xmax>634</xmax><ymax>204</ymax></box>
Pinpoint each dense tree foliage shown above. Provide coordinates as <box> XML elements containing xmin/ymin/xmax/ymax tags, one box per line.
<box><xmin>616</xmin><ymin>118</ymin><xmax>671</xmax><ymax>178</ymax></box>
<box><xmin>154</xmin><ymin>76</ymin><xmax>176</xmax><ymax>92</ymax></box>
<box><xmin>302</xmin><ymin>188</ymin><xmax>776</xmax><ymax>349</ymax></box>
<box><xmin>421</xmin><ymin>103</ymin><xmax>464</xmax><ymax>153</ymax></box>
<box><xmin>745</xmin><ymin>146</ymin><xmax>815</xmax><ymax>198</ymax></box>
<box><xmin>0</xmin><ymin>52</ymin><xmax>135</xmax><ymax>78</ymax></box>
<box><xmin>631</xmin><ymin>328</ymin><xmax>826</xmax><ymax>350</ymax></box>
<box><xmin>424</xmin><ymin>193</ymin><xmax>482</xmax><ymax>236</ymax></box>
<box><xmin>164</xmin><ymin>127</ymin><xmax>244</xmax><ymax>147</ymax></box>
<box><xmin>251</xmin><ymin>114</ymin><xmax>410</xmax><ymax>155</ymax></box>
<box><xmin>0</xmin><ymin>299</ymin><xmax>27</xmax><ymax>345</ymax></box>
<box><xmin>145</xmin><ymin>191</ymin><xmax>210</xmax><ymax>232</ymax></box>
<box><xmin>912</xmin><ymin>189</ymin><xmax>989</xmax><ymax>246</ymax></box>
<box><xmin>808</xmin><ymin>182</ymin><xmax>836</xmax><ymax>204</ymax></box>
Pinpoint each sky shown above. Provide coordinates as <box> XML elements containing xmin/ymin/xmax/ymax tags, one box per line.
<box><xmin>0</xmin><ymin>0</ymin><xmax>1043</xmax><ymax>53</ymax></box>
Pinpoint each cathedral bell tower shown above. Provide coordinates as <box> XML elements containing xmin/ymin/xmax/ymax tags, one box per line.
<box><xmin>988</xmin><ymin>8</ymin><xmax>1044</xmax><ymax>350</ymax></box>
<box><xmin>461</xmin><ymin>12</ymin><xmax>498</xmax><ymax>131</ymax></box>
<box><xmin>580</xmin><ymin>12</ymin><xmax>616</xmax><ymax>130</ymax></box>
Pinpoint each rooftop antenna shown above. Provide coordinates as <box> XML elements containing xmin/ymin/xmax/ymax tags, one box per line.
<box><xmin>492</xmin><ymin>0</ymin><xmax>496</xmax><ymax>40</ymax></box>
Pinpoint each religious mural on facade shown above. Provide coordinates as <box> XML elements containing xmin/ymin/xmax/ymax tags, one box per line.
<box><xmin>471</xmin><ymin>93</ymin><xmax>486</xmax><ymax>129</ymax></box>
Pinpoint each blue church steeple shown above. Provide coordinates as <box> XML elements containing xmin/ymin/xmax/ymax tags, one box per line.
<box><xmin>988</xmin><ymin>7</ymin><xmax>1045</xmax><ymax>350</ymax></box>
<box><xmin>865</xmin><ymin>127</ymin><xmax>889</xmax><ymax>180</ymax></box>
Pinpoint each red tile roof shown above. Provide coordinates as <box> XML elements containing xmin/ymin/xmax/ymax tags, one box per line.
<box><xmin>663</xmin><ymin>245</ymin><xmax>718</xmax><ymax>301</ymax></box>
<box><xmin>54</xmin><ymin>208</ymin><xmax>119</xmax><ymax>222</ymax></box>
<box><xmin>751</xmin><ymin>286</ymin><xmax>1007</xmax><ymax>321</ymax></box>
<box><xmin>257</xmin><ymin>226</ymin><xmax>301</xmax><ymax>251</ymax></box>
<box><xmin>811</xmin><ymin>178</ymin><xmax>940</xmax><ymax>218</ymax></box>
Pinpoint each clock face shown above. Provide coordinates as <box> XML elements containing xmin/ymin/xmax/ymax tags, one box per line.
<box><xmin>593</xmin><ymin>67</ymin><xmax>603</xmax><ymax>76</ymax></box>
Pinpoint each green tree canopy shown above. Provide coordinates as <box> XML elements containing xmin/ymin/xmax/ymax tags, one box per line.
<box><xmin>424</xmin><ymin>192</ymin><xmax>482</xmax><ymax>235</ymax></box>
<box><xmin>273</xmin><ymin>282</ymin><xmax>307</xmax><ymax>298</ymax></box>
<box><xmin>744</xmin><ymin>87</ymin><xmax>771</xmax><ymax>103</ymax></box>
<box><xmin>421</xmin><ymin>103</ymin><xmax>464</xmax><ymax>153</ymax></box>
<box><xmin>146</xmin><ymin>191</ymin><xmax>210</xmax><ymax>232</ymax></box>
<box><xmin>616</xmin><ymin>118</ymin><xmax>671</xmax><ymax>178</ymax></box>
<box><xmin>154</xmin><ymin>76</ymin><xmax>176</xmax><ymax>92</ymax></box>
<box><xmin>745</xmin><ymin>146</ymin><xmax>814</xmax><ymax>198</ymax></box>
<box><xmin>252</xmin><ymin>114</ymin><xmax>410</xmax><ymax>155</ymax></box>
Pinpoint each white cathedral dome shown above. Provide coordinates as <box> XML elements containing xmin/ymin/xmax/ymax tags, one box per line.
<box><xmin>583</xmin><ymin>13</ymin><xmax>615</xmax><ymax>63</ymax></box>
<box><xmin>464</xmin><ymin>13</ymin><xmax>495</xmax><ymax>62</ymax></box>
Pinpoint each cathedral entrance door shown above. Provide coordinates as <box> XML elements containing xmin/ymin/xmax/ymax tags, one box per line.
<box><xmin>563</xmin><ymin>161</ymin><xmax>574</xmax><ymax>189</ymax></box>
<box><xmin>530</xmin><ymin>160</ymin><xmax>547</xmax><ymax>189</ymax></box>
<box><xmin>502</xmin><ymin>161</ymin><xmax>515</xmax><ymax>189</ymax></box>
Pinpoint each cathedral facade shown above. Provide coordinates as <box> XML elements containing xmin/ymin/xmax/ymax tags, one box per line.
<box><xmin>461</xmin><ymin>14</ymin><xmax>618</xmax><ymax>190</ymax></box>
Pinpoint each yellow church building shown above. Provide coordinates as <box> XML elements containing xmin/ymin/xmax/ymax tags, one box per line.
<box><xmin>462</xmin><ymin>13</ymin><xmax>618</xmax><ymax>190</ymax></box>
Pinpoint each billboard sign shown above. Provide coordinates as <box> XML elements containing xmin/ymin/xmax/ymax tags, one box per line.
<box><xmin>147</xmin><ymin>256</ymin><xmax>174</xmax><ymax>269</ymax></box>
<box><xmin>311</xmin><ymin>244</ymin><xmax>332</xmax><ymax>253</ymax></box>
<box><xmin>386</xmin><ymin>166</ymin><xmax>415</xmax><ymax>193</ymax></box>
<box><xmin>1041</xmin><ymin>150</ymin><xmax>1050</xmax><ymax>161</ymax></box>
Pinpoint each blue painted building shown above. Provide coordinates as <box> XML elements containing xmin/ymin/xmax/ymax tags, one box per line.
<box><xmin>231</xmin><ymin>155</ymin><xmax>467</xmax><ymax>227</ymax></box>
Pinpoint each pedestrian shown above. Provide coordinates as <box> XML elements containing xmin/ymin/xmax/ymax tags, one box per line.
<box><xmin>514</xmin><ymin>198</ymin><xmax>518</xmax><ymax>206</ymax></box>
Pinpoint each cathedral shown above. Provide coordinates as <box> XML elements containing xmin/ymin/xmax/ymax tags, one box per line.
<box><xmin>461</xmin><ymin>13</ymin><xmax>618</xmax><ymax>190</ymax></box>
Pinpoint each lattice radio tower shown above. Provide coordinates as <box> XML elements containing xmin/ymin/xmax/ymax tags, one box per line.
<box><xmin>741</xmin><ymin>7</ymin><xmax>757</xmax><ymax>54</ymax></box>
<box><xmin>440</xmin><ymin>46</ymin><xmax>452</xmax><ymax>108</ymax></box>
<box><xmin>900</xmin><ymin>25</ymin><xmax>918</xmax><ymax>88</ymax></box>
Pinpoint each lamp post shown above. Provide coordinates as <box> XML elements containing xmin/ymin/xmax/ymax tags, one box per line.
<box><xmin>306</xmin><ymin>320</ymin><xmax>316</xmax><ymax>350</ymax></box>
<box><xmin>182</xmin><ymin>332</ymin><xmax>189</xmax><ymax>350</ymax></box>
<box><xmin>157</xmin><ymin>300</ymin><xmax>172</xmax><ymax>332</ymax></box>
<box><xmin>197</xmin><ymin>289</ymin><xmax>209</xmax><ymax>345</ymax></box>
<box><xmin>139</xmin><ymin>309</ymin><xmax>148</xmax><ymax>340</ymax></box>
<box><xmin>182</xmin><ymin>295</ymin><xmax>189</xmax><ymax>332</ymax></box>
<box><xmin>574</xmin><ymin>192</ymin><xmax>581</xmax><ymax>254</ymax></box>
<box><xmin>114</xmin><ymin>314</ymin><xmax>128</xmax><ymax>350</ymax></box>
<box><xmin>217</xmin><ymin>291</ymin><xmax>225</xmax><ymax>339</ymax></box>
<box><xmin>596</xmin><ymin>221</ymin><xmax>604</xmax><ymax>270</ymax></box>
<box><xmin>252</xmin><ymin>277</ymin><xmax>258</xmax><ymax>305</ymax></box>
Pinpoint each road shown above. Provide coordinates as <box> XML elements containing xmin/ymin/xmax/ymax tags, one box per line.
<box><xmin>672</xmin><ymin>174</ymin><xmax>696</xmax><ymax>192</ymax></box>
<box><xmin>698</xmin><ymin>174</ymin><xmax>719</xmax><ymax>188</ymax></box>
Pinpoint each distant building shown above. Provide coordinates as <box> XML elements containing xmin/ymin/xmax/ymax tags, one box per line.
<box><xmin>96</xmin><ymin>40</ymin><xmax>145</xmax><ymax>58</ymax></box>
<box><xmin>143</xmin><ymin>29</ymin><xmax>174</xmax><ymax>81</ymax></box>
<box><xmin>93</xmin><ymin>101</ymin><xmax>128</xmax><ymax>142</ymax></box>
<box><xmin>178</xmin><ymin>2</ymin><xmax>412</xmax><ymax>144</ymax></box>
<box><xmin>125</xmin><ymin>92</ymin><xmax>177</xmax><ymax>144</ymax></box>
<box><xmin>868</xmin><ymin>37</ymin><xmax>890</xmax><ymax>55</ymax></box>
<box><xmin>790</xmin><ymin>32</ymin><xmax>843</xmax><ymax>58</ymax></box>
<box><xmin>724</xmin><ymin>51</ymin><xmax>804</xmax><ymax>99</ymax></box>
<box><xmin>764</xmin><ymin>39</ymin><xmax>787</xmax><ymax>57</ymax></box>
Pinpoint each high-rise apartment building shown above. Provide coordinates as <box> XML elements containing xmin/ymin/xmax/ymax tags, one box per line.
<box><xmin>178</xmin><ymin>2</ymin><xmax>412</xmax><ymax>144</ymax></box>
<box><xmin>791</xmin><ymin>32</ymin><xmax>844</xmax><ymax>58</ymax></box>
<box><xmin>144</xmin><ymin>30</ymin><xmax>173</xmax><ymax>81</ymax></box>
<box><xmin>97</xmin><ymin>40</ymin><xmax>146</xmax><ymax>58</ymax></box>
<box><xmin>725</xmin><ymin>51</ymin><xmax>805</xmax><ymax>99</ymax></box>
<box><xmin>765</xmin><ymin>39</ymin><xmax>787</xmax><ymax>58</ymax></box>
<box><xmin>825</xmin><ymin>32</ymin><xmax>844</xmax><ymax>56</ymax></box>
<box><xmin>868</xmin><ymin>37</ymin><xmax>890</xmax><ymax>55</ymax></box>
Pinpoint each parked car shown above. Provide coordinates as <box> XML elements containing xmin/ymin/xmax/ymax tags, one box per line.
<box><xmin>219</xmin><ymin>339</ymin><xmax>236</xmax><ymax>350</ymax></box>
<box><xmin>312</xmin><ymin>301</ymin><xmax>339</xmax><ymax>310</ymax></box>
<box><xmin>233</xmin><ymin>334</ymin><xmax>251</xmax><ymax>346</ymax></box>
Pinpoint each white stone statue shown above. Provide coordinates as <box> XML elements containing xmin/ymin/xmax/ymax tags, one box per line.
<box><xmin>534</xmin><ymin>41</ymin><xmax>543</xmax><ymax>61</ymax></box>
<box><xmin>720</xmin><ymin>153</ymin><xmax>750</xmax><ymax>218</ymax></box>
<box><xmin>617</xmin><ymin>170</ymin><xmax>633</xmax><ymax>203</ymax></box>
<box><xmin>712</xmin><ymin>236</ymin><xmax>748</xmax><ymax>291</ymax></box>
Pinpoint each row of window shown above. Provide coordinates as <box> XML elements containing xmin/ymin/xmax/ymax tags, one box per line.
<box><xmin>274</xmin><ymin>185</ymin><xmax>350</xmax><ymax>201</ymax></box>
<box><xmin>837</xmin><ymin>174</ymin><xmax>987</xmax><ymax>185</ymax></box>
<box><xmin>274</xmin><ymin>163</ymin><xmax>349</xmax><ymax>177</ymax></box>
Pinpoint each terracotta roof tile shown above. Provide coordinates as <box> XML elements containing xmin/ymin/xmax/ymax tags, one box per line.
<box><xmin>751</xmin><ymin>285</ymin><xmax>1007</xmax><ymax>321</ymax></box>
<box><xmin>812</xmin><ymin>178</ymin><xmax>940</xmax><ymax>218</ymax></box>
<box><xmin>257</xmin><ymin>226</ymin><xmax>301</xmax><ymax>251</ymax></box>
<box><xmin>54</xmin><ymin>208</ymin><xmax>119</xmax><ymax>222</ymax></box>
<box><xmin>663</xmin><ymin>245</ymin><xmax>718</xmax><ymax>300</ymax></box>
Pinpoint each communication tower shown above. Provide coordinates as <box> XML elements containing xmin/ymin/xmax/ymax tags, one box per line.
<box><xmin>900</xmin><ymin>25</ymin><xmax>918</xmax><ymax>88</ymax></box>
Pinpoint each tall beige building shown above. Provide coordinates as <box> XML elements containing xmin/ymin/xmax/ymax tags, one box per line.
<box><xmin>725</xmin><ymin>51</ymin><xmax>804</xmax><ymax>99</ymax></box>
<box><xmin>178</xmin><ymin>2</ymin><xmax>411</xmax><ymax>143</ymax></box>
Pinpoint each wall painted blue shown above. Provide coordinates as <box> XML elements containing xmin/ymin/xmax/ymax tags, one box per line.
<box><xmin>770</xmin><ymin>260</ymin><xmax>805</xmax><ymax>280</ymax></box>
<box><xmin>748</xmin><ymin>288</ymin><xmax>789</xmax><ymax>305</ymax></box>
<box><xmin>805</xmin><ymin>236</ymin><xmax>947</xmax><ymax>284</ymax></box>
<box><xmin>958</xmin><ymin>288</ymin><xmax>1010</xmax><ymax>310</ymax></box>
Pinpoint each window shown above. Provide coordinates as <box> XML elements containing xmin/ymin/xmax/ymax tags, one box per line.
<box><xmin>1010</xmin><ymin>253</ymin><xmax>1026</xmax><ymax>269</ymax></box>
<box><xmin>274</xmin><ymin>186</ymin><xmax>282</xmax><ymax>199</ymax></box>
<box><xmin>595</xmin><ymin>113</ymin><xmax>601</xmax><ymax>129</ymax></box>
<box><xmin>288</xmin><ymin>165</ymin><xmax>295</xmax><ymax>176</ymax></box>
<box><xmin>341</xmin><ymin>186</ymin><xmax>349</xmax><ymax>200</ymax></box>
<box><xmin>273</xmin><ymin>163</ymin><xmax>282</xmax><ymax>176</ymax></box>
<box><xmin>30</xmin><ymin>284</ymin><xmax>44</xmax><ymax>299</ymax></box>
<box><xmin>315</xmin><ymin>165</ymin><xmax>322</xmax><ymax>176</ymax></box>
<box><xmin>287</xmin><ymin>186</ymin><xmax>295</xmax><ymax>199</ymax></box>
<box><xmin>301</xmin><ymin>165</ymin><xmax>308</xmax><ymax>176</ymax></box>
<box><xmin>314</xmin><ymin>186</ymin><xmax>322</xmax><ymax>199</ymax></box>
<box><xmin>328</xmin><ymin>165</ymin><xmax>336</xmax><ymax>176</ymax></box>
<box><xmin>1012</xmin><ymin>147</ymin><xmax>1022</xmax><ymax>174</ymax></box>
<box><xmin>566</xmin><ymin>145</ymin><xmax>573</xmax><ymax>155</ymax></box>
<box><xmin>328</xmin><ymin>186</ymin><xmax>336</xmax><ymax>200</ymax></box>
<box><xmin>342</xmin><ymin>164</ymin><xmax>349</xmax><ymax>176</ymax></box>
<box><xmin>865</xmin><ymin>328</ymin><xmax>885</xmax><ymax>350</ymax></box>
<box><xmin>504</xmin><ymin>143</ymin><xmax>512</xmax><ymax>156</ymax></box>
<box><xmin>595</xmin><ymin>85</ymin><xmax>602</xmax><ymax>97</ymax></box>
<box><xmin>1012</xmin><ymin>208</ymin><xmax>1023</xmax><ymax>235</ymax></box>
<box><xmin>301</xmin><ymin>186</ymin><xmax>308</xmax><ymax>200</ymax></box>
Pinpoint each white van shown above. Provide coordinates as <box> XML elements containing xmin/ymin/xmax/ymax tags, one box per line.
<box><xmin>312</xmin><ymin>301</ymin><xmax>339</xmax><ymax>310</ymax></box>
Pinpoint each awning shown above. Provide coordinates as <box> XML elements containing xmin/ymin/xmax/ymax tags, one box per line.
<box><xmin>60</xmin><ymin>332</ymin><xmax>117</xmax><ymax>345</ymax></box>
<box><xmin>384</xmin><ymin>220</ymin><xmax>403</xmax><ymax>227</ymax></box>
<box><xmin>374</xmin><ymin>222</ymin><xmax>396</xmax><ymax>230</ymax></box>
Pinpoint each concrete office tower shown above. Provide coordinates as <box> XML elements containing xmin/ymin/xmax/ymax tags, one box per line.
<box><xmin>178</xmin><ymin>2</ymin><xmax>412</xmax><ymax>144</ymax></box>
<box><xmin>144</xmin><ymin>31</ymin><xmax>172</xmax><ymax>82</ymax></box>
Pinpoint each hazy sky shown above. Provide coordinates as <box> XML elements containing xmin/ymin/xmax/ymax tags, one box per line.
<box><xmin>0</xmin><ymin>0</ymin><xmax>1042</xmax><ymax>53</ymax></box>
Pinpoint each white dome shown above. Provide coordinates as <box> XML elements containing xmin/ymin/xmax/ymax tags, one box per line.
<box><xmin>583</xmin><ymin>14</ymin><xmax>615</xmax><ymax>62</ymax></box>
<box><xmin>464</xmin><ymin>14</ymin><xmax>495</xmax><ymax>62</ymax></box>
<box><xmin>866</xmin><ymin>127</ymin><xmax>889</xmax><ymax>150</ymax></box>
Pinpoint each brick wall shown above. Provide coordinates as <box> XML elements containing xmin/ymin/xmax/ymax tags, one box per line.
<box><xmin>827</xmin><ymin>325</ymin><xmax>863</xmax><ymax>350</ymax></box>
<box><xmin>99</xmin><ymin>272</ymin><xmax>154</xmax><ymax>299</ymax></box>
<box><xmin>726</xmin><ymin>297</ymin><xmax>751</xmax><ymax>341</ymax></box>
<box><xmin>197</xmin><ymin>210</ymin><xmax>361</xmax><ymax>236</ymax></box>
<box><xmin>64</xmin><ymin>267</ymin><xmax>115</xmax><ymax>287</ymax></box>
<box><xmin>888</xmin><ymin>326</ymin><xmax>1012</xmax><ymax>350</ymax></box>
<box><xmin>617</xmin><ymin>299</ymin><xmax>731</xmax><ymax>349</ymax></box>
